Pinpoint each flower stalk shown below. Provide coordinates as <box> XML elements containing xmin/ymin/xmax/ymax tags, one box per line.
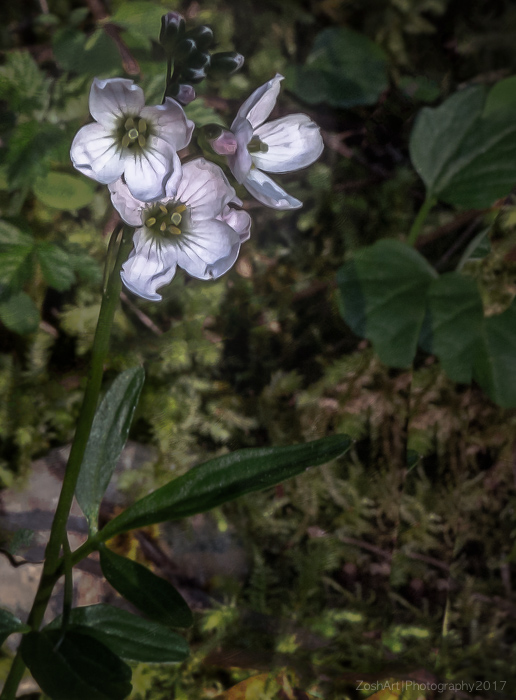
<box><xmin>0</xmin><ymin>226</ymin><xmax>134</xmax><ymax>700</ymax></box>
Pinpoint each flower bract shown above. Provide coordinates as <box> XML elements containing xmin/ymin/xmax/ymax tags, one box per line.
<box><xmin>70</xmin><ymin>78</ymin><xmax>194</xmax><ymax>202</ymax></box>
<box><xmin>220</xmin><ymin>74</ymin><xmax>324</xmax><ymax>210</ymax></box>
<box><xmin>109</xmin><ymin>158</ymin><xmax>251</xmax><ymax>301</ymax></box>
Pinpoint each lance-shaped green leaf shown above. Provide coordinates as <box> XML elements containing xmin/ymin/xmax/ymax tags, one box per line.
<box><xmin>20</xmin><ymin>629</ymin><xmax>132</xmax><ymax>700</ymax></box>
<box><xmin>100</xmin><ymin>435</ymin><xmax>351</xmax><ymax>538</ymax></box>
<box><xmin>0</xmin><ymin>608</ymin><xmax>30</xmax><ymax>646</ymax></box>
<box><xmin>99</xmin><ymin>547</ymin><xmax>193</xmax><ymax>628</ymax></box>
<box><xmin>337</xmin><ymin>240</ymin><xmax>437</xmax><ymax>368</ymax></box>
<box><xmin>423</xmin><ymin>273</ymin><xmax>484</xmax><ymax>384</ymax></box>
<box><xmin>473</xmin><ymin>298</ymin><xmax>516</xmax><ymax>408</ymax></box>
<box><xmin>45</xmin><ymin>604</ymin><xmax>189</xmax><ymax>663</ymax></box>
<box><xmin>76</xmin><ymin>367</ymin><xmax>145</xmax><ymax>531</ymax></box>
<box><xmin>410</xmin><ymin>78</ymin><xmax>516</xmax><ymax>208</ymax></box>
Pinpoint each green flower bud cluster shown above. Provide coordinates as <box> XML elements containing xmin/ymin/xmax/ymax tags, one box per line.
<box><xmin>159</xmin><ymin>11</ymin><xmax>244</xmax><ymax>101</ymax></box>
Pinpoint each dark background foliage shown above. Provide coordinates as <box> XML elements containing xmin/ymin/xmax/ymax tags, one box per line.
<box><xmin>2</xmin><ymin>0</ymin><xmax>516</xmax><ymax>698</ymax></box>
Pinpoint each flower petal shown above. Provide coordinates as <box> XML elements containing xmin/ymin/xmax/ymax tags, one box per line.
<box><xmin>163</xmin><ymin>150</ymin><xmax>184</xmax><ymax>199</ymax></box>
<box><xmin>176</xmin><ymin>219</ymin><xmax>239</xmax><ymax>279</ymax></box>
<box><xmin>243</xmin><ymin>168</ymin><xmax>302</xmax><ymax>210</ymax></box>
<box><xmin>141</xmin><ymin>98</ymin><xmax>194</xmax><ymax>150</ymax></box>
<box><xmin>253</xmin><ymin>114</ymin><xmax>324</xmax><ymax>173</ymax></box>
<box><xmin>177</xmin><ymin>159</ymin><xmax>235</xmax><ymax>220</ymax></box>
<box><xmin>232</xmin><ymin>74</ymin><xmax>283</xmax><ymax>130</ymax></box>
<box><xmin>121</xmin><ymin>230</ymin><xmax>178</xmax><ymax>302</ymax></box>
<box><xmin>70</xmin><ymin>122</ymin><xmax>125</xmax><ymax>184</ymax></box>
<box><xmin>109</xmin><ymin>179</ymin><xmax>144</xmax><ymax>227</ymax></box>
<box><xmin>205</xmin><ymin>241</ymin><xmax>242</xmax><ymax>279</ymax></box>
<box><xmin>219</xmin><ymin>206</ymin><xmax>252</xmax><ymax>243</ymax></box>
<box><xmin>226</xmin><ymin>119</ymin><xmax>253</xmax><ymax>183</ymax></box>
<box><xmin>123</xmin><ymin>136</ymin><xmax>179</xmax><ymax>201</ymax></box>
<box><xmin>89</xmin><ymin>78</ymin><xmax>145</xmax><ymax>129</ymax></box>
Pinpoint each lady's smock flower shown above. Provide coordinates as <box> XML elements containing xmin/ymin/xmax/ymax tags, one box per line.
<box><xmin>109</xmin><ymin>158</ymin><xmax>251</xmax><ymax>301</ymax></box>
<box><xmin>71</xmin><ymin>78</ymin><xmax>194</xmax><ymax>201</ymax></box>
<box><xmin>214</xmin><ymin>74</ymin><xmax>323</xmax><ymax>210</ymax></box>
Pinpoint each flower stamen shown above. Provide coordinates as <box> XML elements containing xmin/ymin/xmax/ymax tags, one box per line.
<box><xmin>144</xmin><ymin>201</ymin><xmax>189</xmax><ymax>241</ymax></box>
<box><xmin>117</xmin><ymin>116</ymin><xmax>149</xmax><ymax>152</ymax></box>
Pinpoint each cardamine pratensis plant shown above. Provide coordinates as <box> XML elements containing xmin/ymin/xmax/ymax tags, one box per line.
<box><xmin>0</xmin><ymin>10</ymin><xmax>350</xmax><ymax>700</ymax></box>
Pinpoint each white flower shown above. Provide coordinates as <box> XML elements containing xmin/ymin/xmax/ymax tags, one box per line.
<box><xmin>70</xmin><ymin>78</ymin><xmax>194</xmax><ymax>202</ymax></box>
<box><xmin>220</xmin><ymin>74</ymin><xmax>324</xmax><ymax>210</ymax></box>
<box><xmin>109</xmin><ymin>158</ymin><xmax>251</xmax><ymax>301</ymax></box>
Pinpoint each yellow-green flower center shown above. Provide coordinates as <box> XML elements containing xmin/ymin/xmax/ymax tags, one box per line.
<box><xmin>144</xmin><ymin>202</ymin><xmax>188</xmax><ymax>239</ymax></box>
<box><xmin>247</xmin><ymin>136</ymin><xmax>268</xmax><ymax>154</ymax></box>
<box><xmin>116</xmin><ymin>116</ymin><xmax>150</xmax><ymax>152</ymax></box>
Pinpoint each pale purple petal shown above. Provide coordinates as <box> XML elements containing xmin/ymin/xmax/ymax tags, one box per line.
<box><xmin>70</xmin><ymin>122</ymin><xmax>125</xmax><ymax>184</ymax></box>
<box><xmin>226</xmin><ymin>119</ymin><xmax>253</xmax><ymax>183</ymax></box>
<box><xmin>177</xmin><ymin>159</ymin><xmax>235</xmax><ymax>220</ymax></box>
<box><xmin>141</xmin><ymin>99</ymin><xmax>194</xmax><ymax>150</ymax></box>
<box><xmin>123</xmin><ymin>137</ymin><xmax>179</xmax><ymax>201</ymax></box>
<box><xmin>219</xmin><ymin>206</ymin><xmax>251</xmax><ymax>243</ymax></box>
<box><xmin>108</xmin><ymin>179</ymin><xmax>144</xmax><ymax>227</ymax></box>
<box><xmin>210</xmin><ymin>130</ymin><xmax>238</xmax><ymax>156</ymax></box>
<box><xmin>232</xmin><ymin>74</ymin><xmax>283</xmax><ymax>130</ymax></box>
<box><xmin>89</xmin><ymin>78</ymin><xmax>145</xmax><ymax>129</ymax></box>
<box><xmin>243</xmin><ymin>168</ymin><xmax>302</xmax><ymax>210</ymax></box>
<box><xmin>121</xmin><ymin>230</ymin><xmax>178</xmax><ymax>302</ymax></box>
<box><xmin>176</xmin><ymin>219</ymin><xmax>239</xmax><ymax>279</ymax></box>
<box><xmin>205</xmin><ymin>241</ymin><xmax>241</xmax><ymax>279</ymax></box>
<box><xmin>163</xmin><ymin>151</ymin><xmax>184</xmax><ymax>199</ymax></box>
<box><xmin>253</xmin><ymin>114</ymin><xmax>324</xmax><ymax>173</ymax></box>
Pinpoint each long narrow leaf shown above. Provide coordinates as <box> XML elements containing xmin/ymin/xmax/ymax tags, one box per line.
<box><xmin>45</xmin><ymin>604</ymin><xmax>189</xmax><ymax>662</ymax></box>
<box><xmin>99</xmin><ymin>547</ymin><xmax>193</xmax><ymax>628</ymax></box>
<box><xmin>100</xmin><ymin>434</ymin><xmax>351</xmax><ymax>538</ymax></box>
<box><xmin>20</xmin><ymin>629</ymin><xmax>132</xmax><ymax>700</ymax></box>
<box><xmin>76</xmin><ymin>367</ymin><xmax>145</xmax><ymax>530</ymax></box>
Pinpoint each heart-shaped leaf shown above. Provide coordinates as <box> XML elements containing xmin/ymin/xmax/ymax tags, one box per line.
<box><xmin>286</xmin><ymin>27</ymin><xmax>388</xmax><ymax>108</ymax></box>
<box><xmin>410</xmin><ymin>78</ymin><xmax>516</xmax><ymax>208</ymax></box>
<box><xmin>338</xmin><ymin>239</ymin><xmax>437</xmax><ymax>367</ymax></box>
<box><xmin>424</xmin><ymin>273</ymin><xmax>484</xmax><ymax>384</ymax></box>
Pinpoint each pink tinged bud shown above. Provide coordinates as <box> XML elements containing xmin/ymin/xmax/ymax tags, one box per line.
<box><xmin>175</xmin><ymin>84</ymin><xmax>196</xmax><ymax>105</ymax></box>
<box><xmin>211</xmin><ymin>130</ymin><xmax>238</xmax><ymax>156</ymax></box>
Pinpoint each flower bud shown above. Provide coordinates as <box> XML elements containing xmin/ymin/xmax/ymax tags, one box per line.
<box><xmin>208</xmin><ymin>51</ymin><xmax>244</xmax><ymax>76</ymax></box>
<box><xmin>175</xmin><ymin>37</ymin><xmax>197</xmax><ymax>62</ymax></box>
<box><xmin>186</xmin><ymin>25</ymin><xmax>214</xmax><ymax>51</ymax></box>
<box><xmin>188</xmin><ymin>50</ymin><xmax>211</xmax><ymax>70</ymax></box>
<box><xmin>204</xmin><ymin>126</ymin><xmax>238</xmax><ymax>156</ymax></box>
<box><xmin>173</xmin><ymin>84</ymin><xmax>196</xmax><ymax>105</ymax></box>
<box><xmin>159</xmin><ymin>12</ymin><xmax>185</xmax><ymax>53</ymax></box>
<box><xmin>181</xmin><ymin>65</ymin><xmax>207</xmax><ymax>84</ymax></box>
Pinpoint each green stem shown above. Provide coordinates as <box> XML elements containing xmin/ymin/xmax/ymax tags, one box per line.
<box><xmin>61</xmin><ymin>535</ymin><xmax>73</xmax><ymax>634</ymax></box>
<box><xmin>103</xmin><ymin>223</ymin><xmax>123</xmax><ymax>294</ymax></box>
<box><xmin>162</xmin><ymin>56</ymin><xmax>173</xmax><ymax>103</ymax></box>
<box><xmin>407</xmin><ymin>196</ymin><xmax>435</xmax><ymax>246</ymax></box>
<box><xmin>0</xmin><ymin>226</ymin><xmax>134</xmax><ymax>700</ymax></box>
